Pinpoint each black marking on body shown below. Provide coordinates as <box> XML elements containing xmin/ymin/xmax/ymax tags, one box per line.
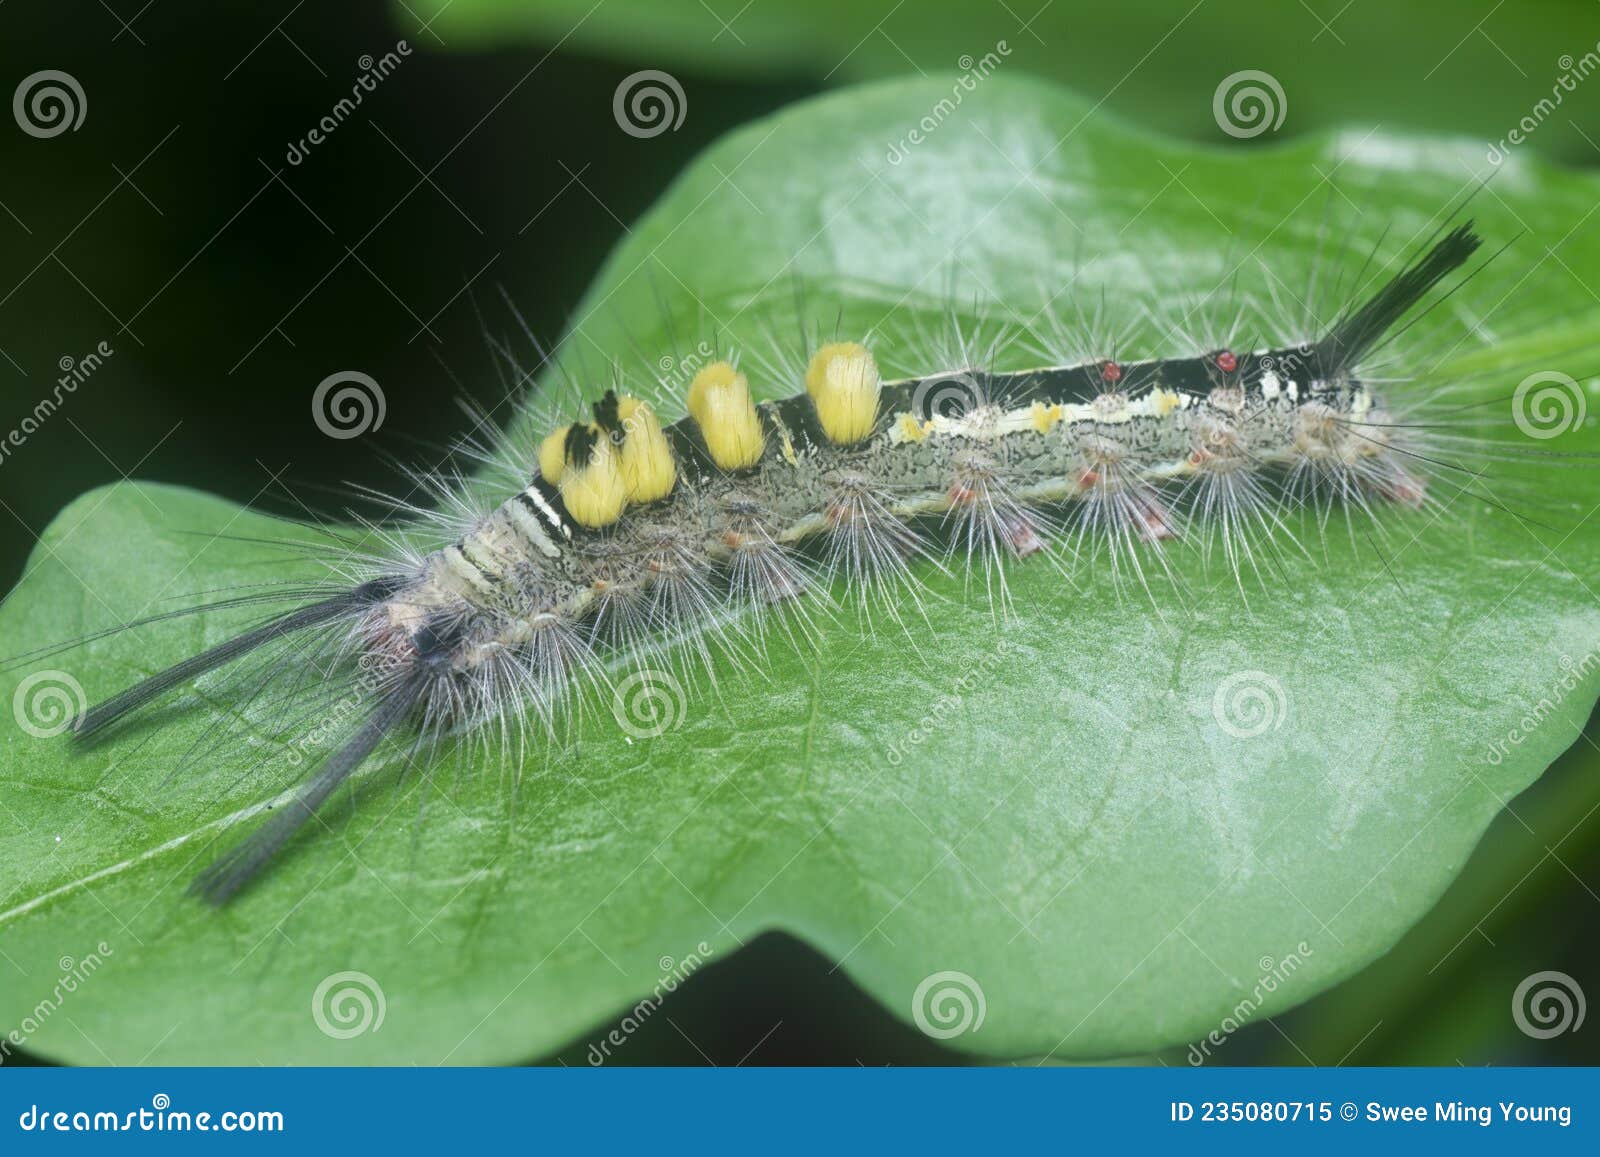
<box><xmin>664</xmin><ymin>415</ymin><xmax>728</xmax><ymax>486</ymax></box>
<box><xmin>770</xmin><ymin>394</ymin><xmax>833</xmax><ymax>456</ymax></box>
<box><xmin>564</xmin><ymin>423</ymin><xmax>599</xmax><ymax>467</ymax></box>
<box><xmin>527</xmin><ymin>477</ymin><xmax>574</xmax><ymax>540</ymax></box>
<box><xmin>451</xmin><ymin>540</ymin><xmax>500</xmax><ymax>585</ymax></box>
<box><xmin>879</xmin><ymin>348</ymin><xmax>1339</xmax><ymax>421</ymax></box>
<box><xmin>592</xmin><ymin>389</ymin><xmax>622</xmax><ymax>433</ymax></box>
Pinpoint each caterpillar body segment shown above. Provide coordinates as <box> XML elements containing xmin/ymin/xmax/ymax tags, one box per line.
<box><xmin>68</xmin><ymin>224</ymin><xmax>1488</xmax><ymax>902</ymax></box>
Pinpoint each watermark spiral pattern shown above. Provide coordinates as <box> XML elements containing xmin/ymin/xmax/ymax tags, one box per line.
<box><xmin>311</xmin><ymin>971</ymin><xmax>387</xmax><ymax>1039</ymax></box>
<box><xmin>312</xmin><ymin>371</ymin><xmax>386</xmax><ymax>439</ymax></box>
<box><xmin>911</xmin><ymin>970</ymin><xmax>986</xmax><ymax>1040</ymax></box>
<box><xmin>13</xmin><ymin>670</ymin><xmax>85</xmax><ymax>738</ymax></box>
<box><xmin>13</xmin><ymin>70</ymin><xmax>86</xmax><ymax>138</ymax></box>
<box><xmin>1512</xmin><ymin>970</ymin><xmax>1586</xmax><ymax>1039</ymax></box>
<box><xmin>1211</xmin><ymin>670</ymin><xmax>1287</xmax><ymax>739</ymax></box>
<box><xmin>911</xmin><ymin>371</ymin><xmax>987</xmax><ymax>420</ymax></box>
<box><xmin>1212</xmin><ymin>70</ymin><xmax>1286</xmax><ymax>139</ymax></box>
<box><xmin>611</xmin><ymin>669</ymin><xmax>687</xmax><ymax>738</ymax></box>
<box><xmin>1512</xmin><ymin>371</ymin><xmax>1585</xmax><ymax>440</ymax></box>
<box><xmin>613</xmin><ymin>70</ymin><xmax>686</xmax><ymax>139</ymax></box>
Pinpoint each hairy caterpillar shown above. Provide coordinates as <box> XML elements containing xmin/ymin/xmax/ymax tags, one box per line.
<box><xmin>16</xmin><ymin>219</ymin><xmax>1506</xmax><ymax>905</ymax></box>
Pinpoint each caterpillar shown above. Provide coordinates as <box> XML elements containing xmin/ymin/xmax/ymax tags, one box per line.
<box><xmin>24</xmin><ymin>218</ymin><xmax>1501</xmax><ymax>904</ymax></box>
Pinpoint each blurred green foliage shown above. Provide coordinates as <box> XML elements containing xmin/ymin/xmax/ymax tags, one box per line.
<box><xmin>411</xmin><ymin>0</ymin><xmax>1600</xmax><ymax>165</ymax></box>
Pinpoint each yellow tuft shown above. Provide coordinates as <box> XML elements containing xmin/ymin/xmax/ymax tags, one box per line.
<box><xmin>1152</xmin><ymin>389</ymin><xmax>1183</xmax><ymax>417</ymax></box>
<box><xmin>539</xmin><ymin>424</ymin><xmax>571</xmax><ymax>484</ymax></box>
<box><xmin>558</xmin><ymin>429</ymin><xmax>628</xmax><ymax>528</ymax></box>
<box><xmin>1030</xmin><ymin>401</ymin><xmax>1063</xmax><ymax>434</ymax></box>
<box><xmin>896</xmin><ymin>412</ymin><xmax>929</xmax><ymax>442</ymax></box>
<box><xmin>614</xmin><ymin>395</ymin><xmax>676</xmax><ymax>504</ymax></box>
<box><xmin>805</xmin><ymin>342</ymin><xmax>881</xmax><ymax>445</ymax></box>
<box><xmin>686</xmin><ymin>361</ymin><xmax>765</xmax><ymax>470</ymax></box>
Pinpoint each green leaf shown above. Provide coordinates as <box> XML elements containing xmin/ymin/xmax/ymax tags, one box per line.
<box><xmin>3</xmin><ymin>76</ymin><xmax>1600</xmax><ymax>1064</ymax></box>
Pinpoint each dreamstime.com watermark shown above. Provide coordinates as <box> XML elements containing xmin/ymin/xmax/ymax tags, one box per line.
<box><xmin>13</xmin><ymin>69</ymin><xmax>86</xmax><ymax>138</ymax></box>
<box><xmin>611</xmin><ymin>668</ymin><xmax>687</xmax><ymax>739</ymax></box>
<box><xmin>911</xmin><ymin>970</ymin><xmax>986</xmax><ymax>1040</ymax></box>
<box><xmin>17</xmin><ymin>1095</ymin><xmax>283</xmax><ymax>1134</ymax></box>
<box><xmin>654</xmin><ymin>339</ymin><xmax>716</xmax><ymax>395</ymax></box>
<box><xmin>1512</xmin><ymin>970</ymin><xmax>1586</xmax><ymax>1039</ymax></box>
<box><xmin>311</xmin><ymin>970</ymin><xmax>386</xmax><ymax>1039</ymax></box>
<box><xmin>11</xmin><ymin>669</ymin><xmax>87</xmax><ymax>738</ymax></box>
<box><xmin>613</xmin><ymin>70</ymin><xmax>686</xmax><ymax>139</ymax></box>
<box><xmin>1212</xmin><ymin>70</ymin><xmax>1286</xmax><ymax>139</ymax></box>
<box><xmin>586</xmin><ymin>942</ymin><xmax>713</xmax><ymax>1063</ymax></box>
<box><xmin>884</xmin><ymin>639</ymin><xmax>1015</xmax><ymax>766</ymax></box>
<box><xmin>1483</xmin><ymin>650</ymin><xmax>1599</xmax><ymax>766</ymax></box>
<box><xmin>0</xmin><ymin>340</ymin><xmax>114</xmax><ymax>468</ymax></box>
<box><xmin>284</xmin><ymin>651</ymin><xmax>406</xmax><ymax>767</ymax></box>
<box><xmin>312</xmin><ymin>369</ymin><xmax>385</xmax><ymax>438</ymax></box>
<box><xmin>286</xmin><ymin>42</ymin><xmax>412</xmax><ymax>164</ymax></box>
<box><xmin>1</xmin><ymin>943</ymin><xmax>114</xmax><ymax>1064</ymax></box>
<box><xmin>885</xmin><ymin>43</ymin><xmax>1011</xmax><ymax>164</ymax></box>
<box><xmin>1512</xmin><ymin>370</ymin><xmax>1587</xmax><ymax>440</ymax></box>
<box><xmin>1211</xmin><ymin>669</ymin><xmax>1288</xmax><ymax>739</ymax></box>
<box><xmin>1487</xmin><ymin>44</ymin><xmax>1600</xmax><ymax>164</ymax></box>
<box><xmin>911</xmin><ymin>370</ymin><xmax>987</xmax><ymax>420</ymax></box>
<box><xmin>1186</xmin><ymin>942</ymin><xmax>1314</xmax><ymax>1064</ymax></box>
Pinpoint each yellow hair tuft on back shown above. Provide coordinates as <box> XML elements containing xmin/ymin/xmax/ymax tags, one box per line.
<box><xmin>539</xmin><ymin>424</ymin><xmax>571</xmax><ymax>484</ymax></box>
<box><xmin>614</xmin><ymin>395</ymin><xmax>676</xmax><ymax>504</ymax></box>
<box><xmin>686</xmin><ymin>361</ymin><xmax>765</xmax><ymax>471</ymax></box>
<box><xmin>557</xmin><ymin>427</ymin><xmax>628</xmax><ymax>528</ymax></box>
<box><xmin>805</xmin><ymin>342</ymin><xmax>881</xmax><ymax>445</ymax></box>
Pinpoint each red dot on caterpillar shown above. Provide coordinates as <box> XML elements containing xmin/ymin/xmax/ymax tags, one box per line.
<box><xmin>1133</xmin><ymin>494</ymin><xmax>1178</xmax><ymax>541</ymax></box>
<box><xmin>1382</xmin><ymin>465</ymin><xmax>1429</xmax><ymax>508</ymax></box>
<box><xmin>824</xmin><ymin>497</ymin><xmax>856</xmax><ymax>527</ymax></box>
<box><xmin>1099</xmin><ymin>360</ymin><xmax>1122</xmax><ymax>384</ymax></box>
<box><xmin>947</xmin><ymin>480</ymin><xmax>978</xmax><ymax>506</ymax></box>
<box><xmin>1002</xmin><ymin>514</ymin><xmax>1044</xmax><ymax>557</ymax></box>
<box><xmin>1214</xmin><ymin>350</ymin><xmax>1238</xmax><ymax>373</ymax></box>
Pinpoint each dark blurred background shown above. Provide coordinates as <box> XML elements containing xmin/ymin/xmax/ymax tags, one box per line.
<box><xmin>0</xmin><ymin>0</ymin><xmax>1596</xmax><ymax>1064</ymax></box>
